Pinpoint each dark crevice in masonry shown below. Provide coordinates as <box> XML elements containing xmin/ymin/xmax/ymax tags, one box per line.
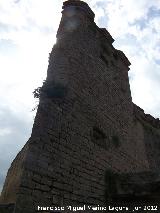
<box><xmin>91</xmin><ymin>126</ymin><xmax>109</xmax><ymax>150</ymax></box>
<box><xmin>31</xmin><ymin>178</ymin><xmax>45</xmax><ymax>186</ymax></box>
<box><xmin>111</xmin><ymin>135</ymin><xmax>121</xmax><ymax>148</ymax></box>
<box><xmin>33</xmin><ymin>187</ymin><xmax>51</xmax><ymax>193</ymax></box>
<box><xmin>19</xmin><ymin>185</ymin><xmax>34</xmax><ymax>191</ymax></box>
<box><xmin>92</xmin><ymin>126</ymin><xmax>106</xmax><ymax>140</ymax></box>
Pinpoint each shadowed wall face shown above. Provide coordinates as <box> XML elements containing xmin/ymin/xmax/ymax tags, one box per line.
<box><xmin>1</xmin><ymin>1</ymin><xmax>159</xmax><ymax>212</ymax></box>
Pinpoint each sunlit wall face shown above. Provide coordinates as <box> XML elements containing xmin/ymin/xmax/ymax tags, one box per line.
<box><xmin>63</xmin><ymin>7</ymin><xmax>81</xmax><ymax>31</ymax></box>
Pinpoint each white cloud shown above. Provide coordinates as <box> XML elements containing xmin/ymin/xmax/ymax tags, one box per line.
<box><xmin>0</xmin><ymin>128</ymin><xmax>12</xmax><ymax>136</ymax></box>
<box><xmin>0</xmin><ymin>0</ymin><xmax>61</xmax><ymax>192</ymax></box>
<box><xmin>0</xmin><ymin>0</ymin><xmax>160</xmax><ymax>193</ymax></box>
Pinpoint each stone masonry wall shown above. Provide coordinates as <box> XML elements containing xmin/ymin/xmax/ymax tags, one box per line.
<box><xmin>0</xmin><ymin>143</ymin><xmax>29</xmax><ymax>204</ymax></box>
<box><xmin>133</xmin><ymin>104</ymin><xmax>160</xmax><ymax>172</ymax></box>
<box><xmin>0</xmin><ymin>1</ymin><xmax>156</xmax><ymax>212</ymax></box>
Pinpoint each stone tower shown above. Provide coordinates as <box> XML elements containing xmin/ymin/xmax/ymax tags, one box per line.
<box><xmin>1</xmin><ymin>0</ymin><xmax>160</xmax><ymax>212</ymax></box>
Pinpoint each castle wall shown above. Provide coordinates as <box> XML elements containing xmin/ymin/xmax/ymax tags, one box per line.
<box><xmin>0</xmin><ymin>1</ymin><xmax>158</xmax><ymax>212</ymax></box>
<box><xmin>0</xmin><ymin>143</ymin><xmax>29</xmax><ymax>204</ymax></box>
<box><xmin>133</xmin><ymin>104</ymin><xmax>160</xmax><ymax>172</ymax></box>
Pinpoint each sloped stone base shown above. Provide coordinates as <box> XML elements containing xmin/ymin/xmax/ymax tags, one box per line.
<box><xmin>0</xmin><ymin>203</ymin><xmax>15</xmax><ymax>213</ymax></box>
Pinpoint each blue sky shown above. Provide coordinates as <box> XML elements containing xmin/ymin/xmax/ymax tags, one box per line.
<box><xmin>0</xmin><ymin>0</ymin><xmax>160</xmax><ymax>192</ymax></box>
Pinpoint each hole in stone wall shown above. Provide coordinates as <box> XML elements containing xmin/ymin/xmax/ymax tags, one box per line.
<box><xmin>91</xmin><ymin>127</ymin><xmax>111</xmax><ymax>150</ymax></box>
<box><xmin>112</xmin><ymin>135</ymin><xmax>121</xmax><ymax>148</ymax></box>
<box><xmin>93</xmin><ymin>126</ymin><xmax>106</xmax><ymax>140</ymax></box>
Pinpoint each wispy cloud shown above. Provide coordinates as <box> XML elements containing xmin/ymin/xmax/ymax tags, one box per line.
<box><xmin>0</xmin><ymin>106</ymin><xmax>33</xmax><ymax>192</ymax></box>
<box><xmin>0</xmin><ymin>0</ymin><xmax>160</xmax><ymax>193</ymax></box>
<box><xmin>0</xmin><ymin>0</ymin><xmax>62</xmax><ymax>192</ymax></box>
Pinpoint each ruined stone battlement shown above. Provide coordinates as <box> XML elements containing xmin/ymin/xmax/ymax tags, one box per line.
<box><xmin>63</xmin><ymin>0</ymin><xmax>95</xmax><ymax>21</ymax></box>
<box><xmin>134</xmin><ymin>103</ymin><xmax>160</xmax><ymax>129</ymax></box>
